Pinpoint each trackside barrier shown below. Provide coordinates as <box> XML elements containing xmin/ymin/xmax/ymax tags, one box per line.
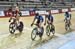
<box><xmin>71</xmin><ymin>8</ymin><xmax>75</xmax><ymax>11</ymax></box>
<box><xmin>35</xmin><ymin>11</ymin><xmax>47</xmax><ymax>15</ymax></box>
<box><xmin>29</xmin><ymin>11</ymin><xmax>35</xmax><ymax>16</ymax></box>
<box><xmin>0</xmin><ymin>8</ymin><xmax>75</xmax><ymax>17</ymax></box>
<box><xmin>51</xmin><ymin>10</ymin><xmax>59</xmax><ymax>14</ymax></box>
<box><xmin>0</xmin><ymin>11</ymin><xmax>5</xmax><ymax>16</ymax></box>
<box><xmin>62</xmin><ymin>9</ymin><xmax>68</xmax><ymax>13</ymax></box>
<box><xmin>21</xmin><ymin>11</ymin><xmax>29</xmax><ymax>16</ymax></box>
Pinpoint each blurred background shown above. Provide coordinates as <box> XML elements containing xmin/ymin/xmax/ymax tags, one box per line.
<box><xmin>0</xmin><ymin>0</ymin><xmax>75</xmax><ymax>11</ymax></box>
<box><xmin>0</xmin><ymin>0</ymin><xmax>75</xmax><ymax>49</ymax></box>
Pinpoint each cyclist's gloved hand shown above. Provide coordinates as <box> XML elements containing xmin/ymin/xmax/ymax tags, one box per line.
<box><xmin>9</xmin><ymin>19</ymin><xmax>11</xmax><ymax>22</ymax></box>
<box><xmin>31</xmin><ymin>23</ymin><xmax>33</xmax><ymax>27</ymax></box>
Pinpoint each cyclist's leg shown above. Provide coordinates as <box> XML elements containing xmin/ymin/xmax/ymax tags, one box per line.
<box><xmin>36</xmin><ymin>20</ymin><xmax>43</xmax><ymax>32</ymax></box>
<box><xmin>16</xmin><ymin>15</ymin><xmax>20</xmax><ymax>22</ymax></box>
<box><xmin>69</xmin><ymin>20</ymin><xmax>71</xmax><ymax>25</ymax></box>
<box><xmin>15</xmin><ymin>16</ymin><xmax>20</xmax><ymax>26</ymax></box>
<box><xmin>50</xmin><ymin>20</ymin><xmax>55</xmax><ymax>31</ymax></box>
<box><xmin>9</xmin><ymin>16</ymin><xmax>13</xmax><ymax>22</ymax></box>
<box><xmin>65</xmin><ymin>19</ymin><xmax>67</xmax><ymax>25</ymax></box>
<box><xmin>51</xmin><ymin>19</ymin><xmax>54</xmax><ymax>25</ymax></box>
<box><xmin>36</xmin><ymin>20</ymin><xmax>39</xmax><ymax>31</ymax></box>
<box><xmin>47</xmin><ymin>20</ymin><xmax>53</xmax><ymax>28</ymax></box>
<box><xmin>68</xmin><ymin>20</ymin><xmax>71</xmax><ymax>28</ymax></box>
<box><xmin>51</xmin><ymin>21</ymin><xmax>54</xmax><ymax>27</ymax></box>
<box><xmin>47</xmin><ymin>20</ymin><xmax>51</xmax><ymax>26</ymax></box>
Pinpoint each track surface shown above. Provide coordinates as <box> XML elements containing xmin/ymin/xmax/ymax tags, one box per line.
<box><xmin>0</xmin><ymin>12</ymin><xmax>75</xmax><ymax>49</ymax></box>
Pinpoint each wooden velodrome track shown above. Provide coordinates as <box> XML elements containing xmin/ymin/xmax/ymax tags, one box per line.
<box><xmin>0</xmin><ymin>11</ymin><xmax>75</xmax><ymax>49</ymax></box>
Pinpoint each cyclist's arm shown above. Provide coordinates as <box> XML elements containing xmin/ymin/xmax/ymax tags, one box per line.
<box><xmin>44</xmin><ymin>15</ymin><xmax>47</xmax><ymax>25</ymax></box>
<box><xmin>32</xmin><ymin>16</ymin><xmax>36</xmax><ymax>24</ymax></box>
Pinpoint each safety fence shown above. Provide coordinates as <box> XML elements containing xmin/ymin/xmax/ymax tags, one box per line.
<box><xmin>0</xmin><ymin>8</ymin><xmax>75</xmax><ymax>17</ymax></box>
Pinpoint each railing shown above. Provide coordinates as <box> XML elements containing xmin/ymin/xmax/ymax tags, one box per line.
<box><xmin>0</xmin><ymin>1</ymin><xmax>74</xmax><ymax>10</ymax></box>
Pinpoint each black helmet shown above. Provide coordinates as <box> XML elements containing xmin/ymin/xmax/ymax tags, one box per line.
<box><xmin>65</xmin><ymin>11</ymin><xmax>68</xmax><ymax>14</ymax></box>
<box><xmin>35</xmin><ymin>13</ymin><xmax>39</xmax><ymax>16</ymax></box>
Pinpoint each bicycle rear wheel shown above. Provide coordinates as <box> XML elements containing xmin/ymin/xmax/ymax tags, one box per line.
<box><xmin>39</xmin><ymin>27</ymin><xmax>44</xmax><ymax>38</ymax></box>
<box><xmin>46</xmin><ymin>25</ymin><xmax>50</xmax><ymax>36</ymax></box>
<box><xmin>18</xmin><ymin>21</ymin><xmax>24</xmax><ymax>33</ymax></box>
<box><xmin>51</xmin><ymin>25</ymin><xmax>55</xmax><ymax>35</ymax></box>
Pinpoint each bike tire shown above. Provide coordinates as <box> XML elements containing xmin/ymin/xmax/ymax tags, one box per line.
<box><xmin>31</xmin><ymin>28</ymin><xmax>37</xmax><ymax>40</ymax></box>
<box><xmin>9</xmin><ymin>23</ymin><xmax>16</xmax><ymax>34</ymax></box>
<box><xmin>18</xmin><ymin>21</ymin><xmax>24</xmax><ymax>33</ymax></box>
<box><xmin>51</xmin><ymin>25</ymin><xmax>55</xmax><ymax>35</ymax></box>
<box><xmin>46</xmin><ymin>25</ymin><xmax>50</xmax><ymax>36</ymax></box>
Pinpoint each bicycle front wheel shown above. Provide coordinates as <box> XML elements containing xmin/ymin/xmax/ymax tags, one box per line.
<box><xmin>31</xmin><ymin>28</ymin><xmax>37</xmax><ymax>40</ymax></box>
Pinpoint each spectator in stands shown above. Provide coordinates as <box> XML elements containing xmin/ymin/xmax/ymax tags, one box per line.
<box><xmin>0</xmin><ymin>0</ymin><xmax>9</xmax><ymax>1</ymax></box>
<box><xmin>21</xmin><ymin>0</ymin><xmax>25</xmax><ymax>2</ymax></box>
<box><xmin>34</xmin><ymin>5</ymin><xmax>38</xmax><ymax>11</ymax></box>
<box><xmin>43</xmin><ymin>3</ymin><xmax>47</xmax><ymax>8</ymax></box>
<box><xmin>30</xmin><ymin>7</ymin><xmax>35</xmax><ymax>11</ymax></box>
<box><xmin>41</xmin><ymin>0</ymin><xmax>48</xmax><ymax>8</ymax></box>
<box><xmin>61</xmin><ymin>0</ymin><xmax>65</xmax><ymax>5</ymax></box>
<box><xmin>54</xmin><ymin>0</ymin><xmax>56</xmax><ymax>2</ymax></box>
<box><xmin>49</xmin><ymin>0</ymin><xmax>52</xmax><ymax>2</ymax></box>
<box><xmin>41</xmin><ymin>0</ymin><xmax>46</xmax><ymax>5</ymax></box>
<box><xmin>49</xmin><ymin>0</ymin><xmax>56</xmax><ymax>2</ymax></box>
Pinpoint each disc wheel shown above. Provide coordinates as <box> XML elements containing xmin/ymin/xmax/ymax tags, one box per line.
<box><xmin>18</xmin><ymin>21</ymin><xmax>24</xmax><ymax>33</ymax></box>
<box><xmin>9</xmin><ymin>23</ymin><xmax>16</xmax><ymax>34</ymax></box>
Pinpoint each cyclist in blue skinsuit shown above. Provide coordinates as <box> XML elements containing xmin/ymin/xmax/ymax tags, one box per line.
<box><xmin>44</xmin><ymin>13</ymin><xmax>54</xmax><ymax>25</ymax></box>
<box><xmin>64</xmin><ymin>11</ymin><xmax>71</xmax><ymax>24</ymax></box>
<box><xmin>31</xmin><ymin>13</ymin><xmax>44</xmax><ymax>29</ymax></box>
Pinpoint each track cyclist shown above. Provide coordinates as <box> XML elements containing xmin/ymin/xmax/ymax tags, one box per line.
<box><xmin>44</xmin><ymin>13</ymin><xmax>54</xmax><ymax>26</ymax></box>
<box><xmin>31</xmin><ymin>13</ymin><xmax>44</xmax><ymax>33</ymax></box>
<box><xmin>64</xmin><ymin>11</ymin><xmax>71</xmax><ymax>30</ymax></box>
<box><xmin>64</xmin><ymin>11</ymin><xmax>71</xmax><ymax>25</ymax></box>
<box><xmin>44</xmin><ymin>12</ymin><xmax>55</xmax><ymax>36</ymax></box>
<box><xmin>9</xmin><ymin>3</ymin><xmax>22</xmax><ymax>26</ymax></box>
<box><xmin>9</xmin><ymin>4</ymin><xmax>23</xmax><ymax>34</ymax></box>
